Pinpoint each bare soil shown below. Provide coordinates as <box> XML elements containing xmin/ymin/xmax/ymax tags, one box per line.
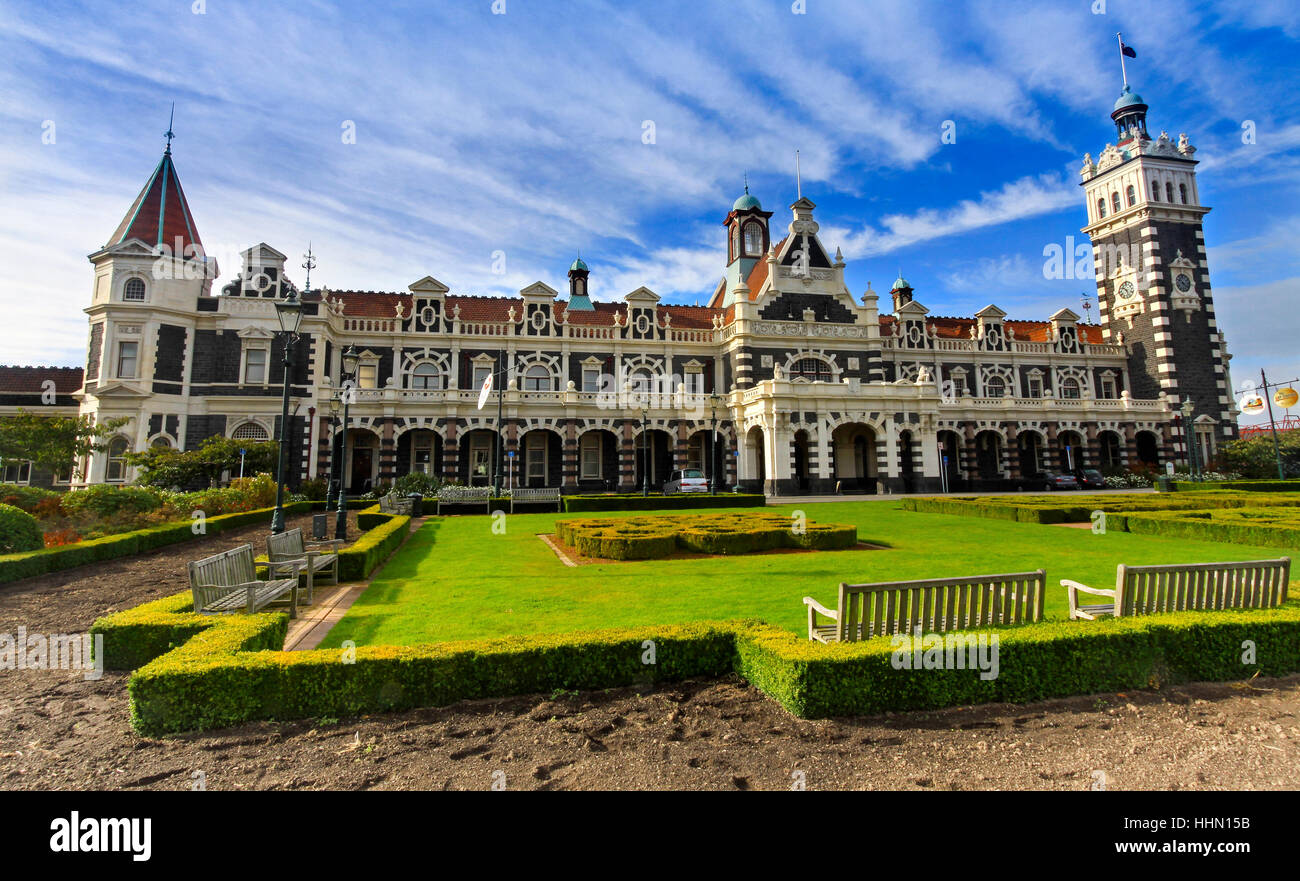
<box><xmin>2</xmin><ymin>519</ymin><xmax>1297</xmax><ymax>791</ymax></box>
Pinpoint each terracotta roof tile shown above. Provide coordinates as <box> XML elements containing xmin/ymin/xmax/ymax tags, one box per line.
<box><xmin>0</xmin><ymin>366</ymin><xmax>84</xmax><ymax>394</ymax></box>
<box><xmin>108</xmin><ymin>153</ymin><xmax>203</xmax><ymax>254</ymax></box>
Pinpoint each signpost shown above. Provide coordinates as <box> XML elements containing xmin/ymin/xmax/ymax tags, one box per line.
<box><xmin>239</xmin><ymin>448</ymin><xmax>246</xmax><ymax>480</ymax></box>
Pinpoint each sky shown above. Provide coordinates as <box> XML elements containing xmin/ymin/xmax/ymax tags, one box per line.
<box><xmin>1</xmin><ymin>0</ymin><xmax>1298</xmax><ymax>425</ymax></box>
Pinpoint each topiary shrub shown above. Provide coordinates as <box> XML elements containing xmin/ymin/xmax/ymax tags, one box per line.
<box><xmin>0</xmin><ymin>503</ymin><xmax>44</xmax><ymax>554</ymax></box>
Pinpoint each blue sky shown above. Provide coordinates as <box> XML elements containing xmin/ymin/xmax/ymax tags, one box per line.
<box><xmin>2</xmin><ymin>0</ymin><xmax>1298</xmax><ymax>423</ymax></box>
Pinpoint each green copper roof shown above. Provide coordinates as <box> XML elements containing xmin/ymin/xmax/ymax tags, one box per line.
<box><xmin>1114</xmin><ymin>85</ymin><xmax>1145</xmax><ymax>112</ymax></box>
<box><xmin>733</xmin><ymin>191</ymin><xmax>761</xmax><ymax>211</ymax></box>
<box><xmin>891</xmin><ymin>276</ymin><xmax>911</xmax><ymax>291</ymax></box>
<box><xmin>570</xmin><ymin>256</ymin><xmax>588</xmax><ymax>272</ymax></box>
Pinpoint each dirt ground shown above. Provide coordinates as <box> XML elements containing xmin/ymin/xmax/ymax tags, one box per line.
<box><xmin>1</xmin><ymin>518</ymin><xmax>1297</xmax><ymax>791</ymax></box>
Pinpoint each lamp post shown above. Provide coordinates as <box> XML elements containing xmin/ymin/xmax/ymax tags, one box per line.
<box><xmin>269</xmin><ymin>288</ymin><xmax>303</xmax><ymax>534</ymax></box>
<box><xmin>1180</xmin><ymin>398</ymin><xmax>1198</xmax><ymax>481</ymax></box>
<box><xmin>640</xmin><ymin>405</ymin><xmax>649</xmax><ymax>497</ymax></box>
<box><xmin>336</xmin><ymin>345</ymin><xmax>359</xmax><ymax>540</ymax></box>
<box><xmin>326</xmin><ymin>403</ymin><xmax>339</xmax><ymax>508</ymax></box>
<box><xmin>709</xmin><ymin>391</ymin><xmax>720</xmax><ymax>495</ymax></box>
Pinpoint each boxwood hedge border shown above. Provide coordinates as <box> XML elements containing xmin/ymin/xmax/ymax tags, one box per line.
<box><xmin>94</xmin><ymin>588</ymin><xmax>1300</xmax><ymax>735</ymax></box>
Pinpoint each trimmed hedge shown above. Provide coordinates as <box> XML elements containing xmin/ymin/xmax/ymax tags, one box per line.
<box><xmin>736</xmin><ymin>605</ymin><xmax>1300</xmax><ymax>718</ymax></box>
<box><xmin>900</xmin><ymin>493</ymin><xmax>1300</xmax><ymax>526</ymax></box>
<box><xmin>1165</xmin><ymin>479</ymin><xmax>1300</xmax><ymax>493</ymax></box>
<box><xmin>101</xmin><ymin>591</ymin><xmax>1300</xmax><ymax>734</ymax></box>
<box><xmin>337</xmin><ymin>513</ymin><xmax>411</xmax><ymax>581</ymax></box>
<box><xmin>555</xmin><ymin>512</ymin><xmax>857</xmax><ymax>560</ymax></box>
<box><xmin>0</xmin><ymin>501</ymin><xmax>312</xmax><ymax>586</ymax></box>
<box><xmin>562</xmin><ymin>494</ymin><xmax>767</xmax><ymax>513</ymax></box>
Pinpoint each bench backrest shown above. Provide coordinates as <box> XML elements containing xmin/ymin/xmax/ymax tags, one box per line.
<box><xmin>267</xmin><ymin>528</ymin><xmax>306</xmax><ymax>561</ymax></box>
<box><xmin>1117</xmin><ymin>557</ymin><xmax>1290</xmax><ymax>617</ymax></box>
<box><xmin>514</xmin><ymin>487</ymin><xmax>559</xmax><ymax>499</ymax></box>
<box><xmin>837</xmin><ymin>570</ymin><xmax>1046</xmax><ymax>641</ymax></box>
<box><xmin>188</xmin><ymin>543</ymin><xmax>257</xmax><ymax>589</ymax></box>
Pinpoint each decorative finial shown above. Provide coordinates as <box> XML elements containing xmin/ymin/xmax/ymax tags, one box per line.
<box><xmin>744</xmin><ymin>172</ymin><xmax>749</xmax><ymax>194</ymax></box>
<box><xmin>302</xmin><ymin>244</ymin><xmax>316</xmax><ymax>296</ymax></box>
<box><xmin>164</xmin><ymin>103</ymin><xmax>176</xmax><ymax>154</ymax></box>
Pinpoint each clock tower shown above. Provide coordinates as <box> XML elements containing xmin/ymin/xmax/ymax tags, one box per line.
<box><xmin>1080</xmin><ymin>83</ymin><xmax>1238</xmax><ymax>463</ymax></box>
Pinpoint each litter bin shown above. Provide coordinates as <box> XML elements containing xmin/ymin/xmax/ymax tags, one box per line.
<box><xmin>407</xmin><ymin>493</ymin><xmax>423</xmax><ymax>517</ymax></box>
<box><xmin>1155</xmin><ymin>475</ymin><xmax>1172</xmax><ymax>493</ymax></box>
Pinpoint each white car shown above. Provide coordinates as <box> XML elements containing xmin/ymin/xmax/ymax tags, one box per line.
<box><xmin>664</xmin><ymin>468</ymin><xmax>708</xmax><ymax>493</ymax></box>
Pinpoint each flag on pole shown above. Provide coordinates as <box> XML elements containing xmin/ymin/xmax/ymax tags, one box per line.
<box><xmin>1121</xmin><ymin>43</ymin><xmax>1137</xmax><ymax>58</ymax></box>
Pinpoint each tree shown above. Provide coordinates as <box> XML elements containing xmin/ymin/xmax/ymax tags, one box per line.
<box><xmin>1215</xmin><ymin>430</ymin><xmax>1300</xmax><ymax>479</ymax></box>
<box><xmin>125</xmin><ymin>434</ymin><xmax>280</xmax><ymax>488</ymax></box>
<box><xmin>0</xmin><ymin>410</ymin><xmax>128</xmax><ymax>478</ymax></box>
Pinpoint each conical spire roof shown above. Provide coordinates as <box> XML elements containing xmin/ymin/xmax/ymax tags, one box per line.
<box><xmin>107</xmin><ymin>148</ymin><xmax>203</xmax><ymax>255</ymax></box>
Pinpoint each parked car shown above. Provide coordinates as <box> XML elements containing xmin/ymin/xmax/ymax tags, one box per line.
<box><xmin>1022</xmin><ymin>470</ymin><xmax>1079</xmax><ymax>491</ymax></box>
<box><xmin>1073</xmin><ymin>468</ymin><xmax>1106</xmax><ymax>490</ymax></box>
<box><xmin>664</xmin><ymin>468</ymin><xmax>708</xmax><ymax>493</ymax></box>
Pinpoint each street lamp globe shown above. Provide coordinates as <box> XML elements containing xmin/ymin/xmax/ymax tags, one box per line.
<box><xmin>274</xmin><ymin>290</ymin><xmax>303</xmax><ymax>335</ymax></box>
<box><xmin>342</xmin><ymin>345</ymin><xmax>360</xmax><ymax>375</ymax></box>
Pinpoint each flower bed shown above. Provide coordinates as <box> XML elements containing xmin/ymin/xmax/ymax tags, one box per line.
<box><xmin>554</xmin><ymin>512</ymin><xmax>857</xmax><ymax>560</ymax></box>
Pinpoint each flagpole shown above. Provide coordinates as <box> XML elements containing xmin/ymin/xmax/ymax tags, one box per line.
<box><xmin>1117</xmin><ymin>32</ymin><xmax>1128</xmax><ymax>88</ymax></box>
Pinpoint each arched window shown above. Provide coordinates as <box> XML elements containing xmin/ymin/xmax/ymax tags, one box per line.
<box><xmin>410</xmin><ymin>362</ymin><xmax>441</xmax><ymax>390</ymax></box>
<box><xmin>1096</xmin><ymin>197</ymin><xmax>1106</xmax><ymax>219</ymax></box>
<box><xmin>150</xmin><ymin>436</ymin><xmax>172</xmax><ymax>449</ymax></box>
<box><xmin>105</xmin><ymin>437</ymin><xmax>129</xmax><ymax>482</ymax></box>
<box><xmin>985</xmin><ymin>376</ymin><xmax>1006</xmax><ymax>398</ymax></box>
<box><xmin>743</xmin><ymin>222</ymin><xmax>764</xmax><ymax>255</ymax></box>
<box><xmin>1060</xmin><ymin>377</ymin><xmax>1081</xmax><ymax>400</ymax></box>
<box><xmin>523</xmin><ymin>364</ymin><xmax>552</xmax><ymax>391</ymax></box>
<box><xmin>123</xmin><ymin>278</ymin><xmax>146</xmax><ymax>301</ymax></box>
<box><xmin>1151</xmin><ymin>180</ymin><xmax>1160</xmax><ymax>201</ymax></box>
<box><xmin>731</xmin><ymin>226</ymin><xmax>740</xmax><ymax>261</ymax></box>
<box><xmin>1126</xmin><ymin>185</ymin><xmax>1136</xmax><ymax>207</ymax></box>
<box><xmin>791</xmin><ymin>358</ymin><xmax>833</xmax><ymax>382</ymax></box>
<box><xmin>231</xmin><ymin>422</ymin><xmax>270</xmax><ymax>441</ymax></box>
<box><xmin>1166</xmin><ymin>181</ymin><xmax>1174</xmax><ymax>202</ymax></box>
<box><xmin>1179</xmin><ymin>183</ymin><xmax>1188</xmax><ymax>204</ymax></box>
<box><xmin>1111</xmin><ymin>192</ymin><xmax>1121</xmax><ymax>214</ymax></box>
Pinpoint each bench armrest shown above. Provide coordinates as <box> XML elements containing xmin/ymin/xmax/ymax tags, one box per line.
<box><xmin>802</xmin><ymin>597</ymin><xmax>838</xmax><ymax>620</ymax></box>
<box><xmin>306</xmin><ymin>539</ymin><xmax>344</xmax><ymax>551</ymax></box>
<box><xmin>1060</xmin><ymin>579</ymin><xmax>1115</xmax><ymax>598</ymax></box>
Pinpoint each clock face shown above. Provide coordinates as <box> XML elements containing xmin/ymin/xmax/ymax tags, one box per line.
<box><xmin>1175</xmin><ymin>273</ymin><xmax>1192</xmax><ymax>292</ymax></box>
<box><xmin>1117</xmin><ymin>281</ymin><xmax>1136</xmax><ymax>300</ymax></box>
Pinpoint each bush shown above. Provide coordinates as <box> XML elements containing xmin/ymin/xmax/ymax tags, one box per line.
<box><xmin>298</xmin><ymin>477</ymin><xmax>329</xmax><ymax>501</ymax></box>
<box><xmin>337</xmin><ymin>514</ymin><xmax>411</xmax><ymax>581</ymax></box>
<box><xmin>0</xmin><ymin>486</ymin><xmax>61</xmax><ymax>513</ymax></box>
<box><xmin>0</xmin><ymin>503</ymin><xmax>43</xmax><ymax>554</ymax></box>
<box><xmin>0</xmin><ymin>501</ymin><xmax>312</xmax><ymax>585</ymax></box>
<box><xmin>97</xmin><ymin>594</ymin><xmax>1300</xmax><ymax>735</ymax></box>
<box><xmin>60</xmin><ymin>484</ymin><xmax>162</xmax><ymax>519</ymax></box>
<box><xmin>556</xmin><ymin>512</ymin><xmax>856</xmax><ymax>560</ymax></box>
<box><xmin>394</xmin><ymin>471</ymin><xmax>442</xmax><ymax>496</ymax></box>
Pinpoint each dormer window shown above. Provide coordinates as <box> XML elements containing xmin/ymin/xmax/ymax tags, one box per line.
<box><xmin>743</xmin><ymin>222</ymin><xmax>763</xmax><ymax>255</ymax></box>
<box><xmin>123</xmin><ymin>278</ymin><xmax>146</xmax><ymax>301</ymax></box>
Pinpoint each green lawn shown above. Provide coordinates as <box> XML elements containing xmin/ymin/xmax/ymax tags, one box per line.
<box><xmin>319</xmin><ymin>500</ymin><xmax>1299</xmax><ymax>648</ymax></box>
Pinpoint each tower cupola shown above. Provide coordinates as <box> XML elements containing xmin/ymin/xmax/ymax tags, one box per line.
<box><xmin>567</xmin><ymin>255</ymin><xmax>593</xmax><ymax>311</ymax></box>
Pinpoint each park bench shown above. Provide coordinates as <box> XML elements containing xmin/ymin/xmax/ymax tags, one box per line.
<box><xmin>266</xmin><ymin>527</ymin><xmax>343</xmax><ymax>604</ymax></box>
<box><xmin>435</xmin><ymin>486</ymin><xmax>493</xmax><ymax>514</ymax></box>
<box><xmin>188</xmin><ymin>544</ymin><xmax>299</xmax><ymax>618</ymax></box>
<box><xmin>377</xmin><ymin>491</ymin><xmax>414</xmax><ymax>515</ymax></box>
<box><xmin>803</xmin><ymin>569</ymin><xmax>1046</xmax><ymax>643</ymax></box>
<box><xmin>511</xmin><ymin>486</ymin><xmax>562</xmax><ymax>512</ymax></box>
<box><xmin>1062</xmin><ymin>557</ymin><xmax>1290</xmax><ymax>620</ymax></box>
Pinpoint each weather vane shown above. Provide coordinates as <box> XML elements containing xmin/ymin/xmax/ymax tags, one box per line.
<box><xmin>1081</xmin><ymin>293</ymin><xmax>1093</xmax><ymax>323</ymax></box>
<box><xmin>302</xmin><ymin>244</ymin><xmax>316</xmax><ymax>295</ymax></box>
<box><xmin>164</xmin><ymin>102</ymin><xmax>176</xmax><ymax>154</ymax></box>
